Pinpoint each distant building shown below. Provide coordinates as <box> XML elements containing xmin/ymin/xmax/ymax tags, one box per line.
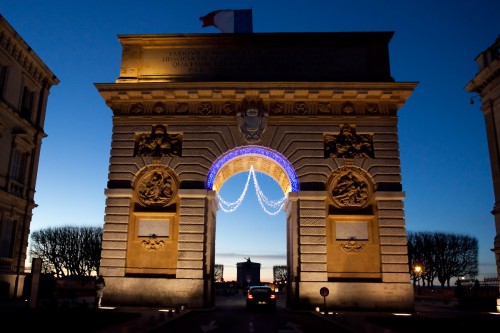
<box><xmin>0</xmin><ymin>15</ymin><xmax>59</xmax><ymax>299</ymax></box>
<box><xmin>465</xmin><ymin>34</ymin><xmax>500</xmax><ymax>307</ymax></box>
<box><xmin>236</xmin><ymin>257</ymin><xmax>261</xmax><ymax>288</ymax></box>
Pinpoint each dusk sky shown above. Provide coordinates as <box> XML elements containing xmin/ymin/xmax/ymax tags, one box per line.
<box><xmin>2</xmin><ymin>1</ymin><xmax>499</xmax><ymax>282</ymax></box>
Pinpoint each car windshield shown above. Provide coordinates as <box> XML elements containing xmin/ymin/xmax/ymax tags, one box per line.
<box><xmin>251</xmin><ymin>288</ymin><xmax>270</xmax><ymax>294</ymax></box>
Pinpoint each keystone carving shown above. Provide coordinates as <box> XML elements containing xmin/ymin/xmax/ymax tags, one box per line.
<box><xmin>236</xmin><ymin>99</ymin><xmax>268</xmax><ymax>144</ymax></box>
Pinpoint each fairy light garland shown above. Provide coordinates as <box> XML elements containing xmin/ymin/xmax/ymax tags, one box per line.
<box><xmin>218</xmin><ymin>166</ymin><xmax>286</xmax><ymax>215</ymax></box>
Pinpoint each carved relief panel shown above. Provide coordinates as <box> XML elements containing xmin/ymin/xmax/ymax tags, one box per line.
<box><xmin>134</xmin><ymin>165</ymin><xmax>179</xmax><ymax>208</ymax></box>
<box><xmin>134</xmin><ymin>125</ymin><xmax>182</xmax><ymax>158</ymax></box>
<box><xmin>324</xmin><ymin>123</ymin><xmax>374</xmax><ymax>159</ymax></box>
<box><xmin>326</xmin><ymin>166</ymin><xmax>381</xmax><ymax>280</ymax></box>
<box><xmin>327</xmin><ymin>166</ymin><xmax>372</xmax><ymax>211</ymax></box>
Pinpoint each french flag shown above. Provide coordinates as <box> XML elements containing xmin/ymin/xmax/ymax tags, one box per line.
<box><xmin>200</xmin><ymin>9</ymin><xmax>253</xmax><ymax>33</ymax></box>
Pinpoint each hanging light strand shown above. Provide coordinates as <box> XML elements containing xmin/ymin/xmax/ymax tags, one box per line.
<box><xmin>217</xmin><ymin>166</ymin><xmax>287</xmax><ymax>215</ymax></box>
<box><xmin>251</xmin><ymin>168</ymin><xmax>286</xmax><ymax>215</ymax></box>
<box><xmin>217</xmin><ymin>168</ymin><xmax>253</xmax><ymax>212</ymax></box>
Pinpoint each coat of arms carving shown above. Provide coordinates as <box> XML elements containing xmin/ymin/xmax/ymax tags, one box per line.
<box><xmin>236</xmin><ymin>99</ymin><xmax>268</xmax><ymax>144</ymax></box>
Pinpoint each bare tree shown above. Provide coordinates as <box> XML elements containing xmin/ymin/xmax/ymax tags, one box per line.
<box><xmin>408</xmin><ymin>231</ymin><xmax>478</xmax><ymax>287</ymax></box>
<box><xmin>273</xmin><ymin>265</ymin><xmax>287</xmax><ymax>283</ymax></box>
<box><xmin>29</xmin><ymin>225</ymin><xmax>102</xmax><ymax>277</ymax></box>
<box><xmin>214</xmin><ymin>264</ymin><xmax>224</xmax><ymax>282</ymax></box>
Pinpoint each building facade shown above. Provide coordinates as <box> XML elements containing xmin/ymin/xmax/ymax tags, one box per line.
<box><xmin>236</xmin><ymin>258</ymin><xmax>261</xmax><ymax>288</ymax></box>
<box><xmin>466</xmin><ymin>34</ymin><xmax>500</xmax><ymax>311</ymax></box>
<box><xmin>0</xmin><ymin>16</ymin><xmax>59</xmax><ymax>299</ymax></box>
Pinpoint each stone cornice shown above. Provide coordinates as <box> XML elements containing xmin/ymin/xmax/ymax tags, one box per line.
<box><xmin>465</xmin><ymin>59</ymin><xmax>500</xmax><ymax>94</ymax></box>
<box><xmin>95</xmin><ymin>82</ymin><xmax>417</xmax><ymax>117</ymax></box>
<box><xmin>0</xmin><ymin>16</ymin><xmax>59</xmax><ymax>87</ymax></box>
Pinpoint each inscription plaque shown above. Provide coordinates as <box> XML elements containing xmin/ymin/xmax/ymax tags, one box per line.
<box><xmin>118</xmin><ymin>32</ymin><xmax>394</xmax><ymax>82</ymax></box>
<box><xmin>138</xmin><ymin>219</ymin><xmax>170</xmax><ymax>237</ymax></box>
<box><xmin>336</xmin><ymin>221</ymin><xmax>368</xmax><ymax>240</ymax></box>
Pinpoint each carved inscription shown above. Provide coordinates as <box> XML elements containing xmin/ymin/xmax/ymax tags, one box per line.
<box><xmin>141</xmin><ymin>47</ymin><xmax>367</xmax><ymax>80</ymax></box>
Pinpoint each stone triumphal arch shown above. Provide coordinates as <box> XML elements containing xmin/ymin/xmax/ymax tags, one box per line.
<box><xmin>95</xmin><ymin>32</ymin><xmax>417</xmax><ymax>311</ymax></box>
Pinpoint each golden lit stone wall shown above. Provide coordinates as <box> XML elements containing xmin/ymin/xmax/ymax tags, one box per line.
<box><xmin>95</xmin><ymin>32</ymin><xmax>417</xmax><ymax>310</ymax></box>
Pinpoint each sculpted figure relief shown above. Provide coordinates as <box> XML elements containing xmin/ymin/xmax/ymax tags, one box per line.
<box><xmin>136</xmin><ymin>168</ymin><xmax>177</xmax><ymax>207</ymax></box>
<box><xmin>324</xmin><ymin>123</ymin><xmax>374</xmax><ymax>158</ymax></box>
<box><xmin>328</xmin><ymin>168</ymin><xmax>371</xmax><ymax>210</ymax></box>
<box><xmin>135</xmin><ymin>125</ymin><xmax>182</xmax><ymax>157</ymax></box>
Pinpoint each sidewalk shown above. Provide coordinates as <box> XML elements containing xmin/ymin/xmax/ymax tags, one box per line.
<box><xmin>0</xmin><ymin>296</ymin><xmax>190</xmax><ymax>333</ymax></box>
<box><xmin>315</xmin><ymin>296</ymin><xmax>500</xmax><ymax>333</ymax></box>
<box><xmin>93</xmin><ymin>306</ymin><xmax>191</xmax><ymax>333</ymax></box>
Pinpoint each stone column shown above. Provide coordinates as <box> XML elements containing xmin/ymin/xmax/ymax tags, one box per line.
<box><xmin>374</xmin><ymin>191</ymin><xmax>413</xmax><ymax>285</ymax></box>
<box><xmin>177</xmin><ymin>189</ymin><xmax>215</xmax><ymax>307</ymax></box>
<box><xmin>99</xmin><ymin>188</ymin><xmax>134</xmax><ymax>278</ymax></box>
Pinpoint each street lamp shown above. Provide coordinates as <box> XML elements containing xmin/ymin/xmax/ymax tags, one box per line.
<box><xmin>413</xmin><ymin>264</ymin><xmax>422</xmax><ymax>288</ymax></box>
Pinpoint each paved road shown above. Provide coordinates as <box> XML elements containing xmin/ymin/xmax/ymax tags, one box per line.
<box><xmin>2</xmin><ymin>293</ymin><xmax>499</xmax><ymax>333</ymax></box>
<box><xmin>149</xmin><ymin>294</ymin><xmax>352</xmax><ymax>333</ymax></box>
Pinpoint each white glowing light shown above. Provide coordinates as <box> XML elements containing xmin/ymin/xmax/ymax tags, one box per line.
<box><xmin>217</xmin><ymin>166</ymin><xmax>286</xmax><ymax>215</ymax></box>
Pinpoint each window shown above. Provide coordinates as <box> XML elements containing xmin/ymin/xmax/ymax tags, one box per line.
<box><xmin>10</xmin><ymin>149</ymin><xmax>27</xmax><ymax>182</ymax></box>
<box><xmin>0</xmin><ymin>219</ymin><xmax>16</xmax><ymax>258</ymax></box>
<box><xmin>0</xmin><ymin>65</ymin><xmax>7</xmax><ymax>99</ymax></box>
<box><xmin>21</xmin><ymin>86</ymin><xmax>34</xmax><ymax>118</ymax></box>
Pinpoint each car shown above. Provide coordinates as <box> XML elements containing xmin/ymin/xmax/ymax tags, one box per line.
<box><xmin>246</xmin><ymin>286</ymin><xmax>276</xmax><ymax>310</ymax></box>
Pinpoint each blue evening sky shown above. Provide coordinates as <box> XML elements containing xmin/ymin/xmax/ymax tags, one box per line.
<box><xmin>2</xmin><ymin>1</ymin><xmax>499</xmax><ymax>282</ymax></box>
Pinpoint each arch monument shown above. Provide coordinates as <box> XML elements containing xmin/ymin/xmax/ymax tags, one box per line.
<box><xmin>95</xmin><ymin>32</ymin><xmax>417</xmax><ymax>311</ymax></box>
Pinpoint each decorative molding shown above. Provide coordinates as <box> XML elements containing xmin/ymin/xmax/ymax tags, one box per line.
<box><xmin>0</xmin><ymin>24</ymin><xmax>59</xmax><ymax>86</ymax></box>
<box><xmin>340</xmin><ymin>239</ymin><xmax>365</xmax><ymax>253</ymax></box>
<box><xmin>107</xmin><ymin>99</ymin><xmax>406</xmax><ymax>117</ymax></box>
<box><xmin>141</xmin><ymin>234</ymin><xmax>165</xmax><ymax>250</ymax></box>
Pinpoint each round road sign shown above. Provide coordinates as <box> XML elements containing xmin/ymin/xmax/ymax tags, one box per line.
<box><xmin>320</xmin><ymin>287</ymin><xmax>329</xmax><ymax>297</ymax></box>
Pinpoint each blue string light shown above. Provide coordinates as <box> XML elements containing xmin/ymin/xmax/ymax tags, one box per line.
<box><xmin>206</xmin><ymin>145</ymin><xmax>299</xmax><ymax>192</ymax></box>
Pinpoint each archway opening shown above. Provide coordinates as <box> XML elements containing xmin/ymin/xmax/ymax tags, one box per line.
<box><xmin>209</xmin><ymin>147</ymin><xmax>296</xmax><ymax>301</ymax></box>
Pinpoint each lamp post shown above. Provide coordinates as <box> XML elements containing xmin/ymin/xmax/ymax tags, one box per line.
<box><xmin>413</xmin><ymin>264</ymin><xmax>423</xmax><ymax>293</ymax></box>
